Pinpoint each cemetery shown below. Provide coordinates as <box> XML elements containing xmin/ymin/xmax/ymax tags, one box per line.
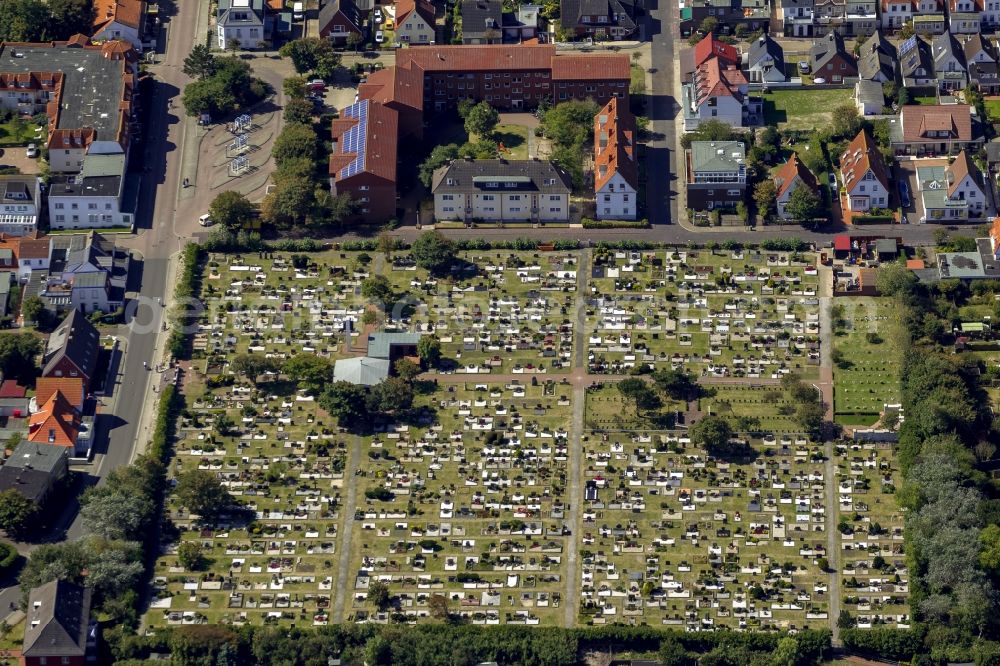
<box><xmin>831</xmin><ymin>297</ymin><xmax>903</xmax><ymax>423</ymax></box>
<box><xmin>145</xmin><ymin>244</ymin><xmax>905</xmax><ymax>631</ymax></box>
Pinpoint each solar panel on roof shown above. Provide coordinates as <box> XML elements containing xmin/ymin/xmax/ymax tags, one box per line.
<box><xmin>900</xmin><ymin>35</ymin><xmax>918</xmax><ymax>55</ymax></box>
<box><xmin>338</xmin><ymin>99</ymin><xmax>369</xmax><ymax>178</ymax></box>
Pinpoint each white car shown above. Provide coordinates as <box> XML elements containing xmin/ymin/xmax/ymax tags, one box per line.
<box><xmin>25</xmin><ymin>143</ymin><xmax>37</xmax><ymax>158</ymax></box>
<box><xmin>374</xmin><ymin>7</ymin><xmax>384</xmax><ymax>23</ymax></box>
<box><xmin>375</xmin><ymin>30</ymin><xmax>385</xmax><ymax>43</ymax></box>
<box><xmin>198</xmin><ymin>213</ymin><xmax>214</xmax><ymax>227</ymax></box>
<box><xmin>798</xmin><ymin>61</ymin><xmax>810</xmax><ymax>73</ymax></box>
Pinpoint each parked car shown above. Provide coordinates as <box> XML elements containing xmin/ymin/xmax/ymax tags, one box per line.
<box><xmin>385</xmin><ymin>18</ymin><xmax>394</xmax><ymax>29</ymax></box>
<box><xmin>828</xmin><ymin>173</ymin><xmax>838</xmax><ymax>193</ymax></box>
<box><xmin>198</xmin><ymin>213</ymin><xmax>214</xmax><ymax>227</ymax></box>
<box><xmin>375</xmin><ymin>30</ymin><xmax>384</xmax><ymax>43</ymax></box>
<box><xmin>798</xmin><ymin>61</ymin><xmax>810</xmax><ymax>73</ymax></box>
<box><xmin>374</xmin><ymin>7</ymin><xmax>383</xmax><ymax>23</ymax></box>
<box><xmin>306</xmin><ymin>79</ymin><xmax>325</xmax><ymax>91</ymax></box>
<box><xmin>25</xmin><ymin>143</ymin><xmax>37</xmax><ymax>158</ymax></box>
<box><xmin>899</xmin><ymin>179</ymin><xmax>911</xmax><ymax>208</ymax></box>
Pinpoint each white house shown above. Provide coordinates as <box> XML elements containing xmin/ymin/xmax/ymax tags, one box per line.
<box><xmin>840</xmin><ymin>128</ymin><xmax>891</xmax><ymax>212</ymax></box>
<box><xmin>682</xmin><ymin>58</ymin><xmax>751</xmax><ymax>130</ymax></box>
<box><xmin>594</xmin><ymin>98</ymin><xmax>639</xmax><ymax>220</ymax></box>
<box><xmin>745</xmin><ymin>35</ymin><xmax>787</xmax><ymax>83</ymax></box>
<box><xmin>0</xmin><ymin>176</ymin><xmax>40</xmax><ymax>236</ymax></box>
<box><xmin>394</xmin><ymin>0</ymin><xmax>436</xmax><ymax>45</ymax></box>
<box><xmin>432</xmin><ymin>159</ymin><xmax>573</xmax><ymax>223</ymax></box>
<box><xmin>91</xmin><ymin>0</ymin><xmax>146</xmax><ymax>51</ymax></box>
<box><xmin>217</xmin><ymin>0</ymin><xmax>269</xmax><ymax>50</ymax></box>
<box><xmin>48</xmin><ymin>155</ymin><xmax>135</xmax><ymax>230</ymax></box>
<box><xmin>881</xmin><ymin>0</ymin><xmax>912</xmax><ymax>28</ymax></box>
<box><xmin>916</xmin><ymin>150</ymin><xmax>990</xmax><ymax>220</ymax></box>
<box><xmin>774</xmin><ymin>153</ymin><xmax>821</xmax><ymax>220</ymax></box>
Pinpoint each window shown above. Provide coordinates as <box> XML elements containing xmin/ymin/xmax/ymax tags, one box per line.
<box><xmin>359</xmin><ymin>186</ymin><xmax>369</xmax><ymax>191</ymax></box>
<box><xmin>604</xmin><ymin>195</ymin><xmax>611</xmax><ymax>202</ymax></box>
<box><xmin>442</xmin><ymin>194</ymin><xmax>454</xmax><ymax>200</ymax></box>
<box><xmin>550</xmin><ymin>207</ymin><xmax>561</xmax><ymax>212</ymax></box>
<box><xmin>55</xmin><ymin>203</ymin><xmax>64</xmax><ymax>210</ymax></box>
<box><xmin>88</xmin><ymin>203</ymin><xmax>98</xmax><ymax>210</ymax></box>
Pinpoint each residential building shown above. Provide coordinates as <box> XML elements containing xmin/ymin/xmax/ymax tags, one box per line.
<box><xmin>683</xmin><ymin>32</ymin><xmax>740</xmax><ymax>80</ymax></box>
<box><xmin>394</xmin><ymin>0</ymin><xmax>437</xmax><ymax>45</ymax></box>
<box><xmin>42</xmin><ymin>309</ymin><xmax>101</xmax><ymax>386</ymax></box>
<box><xmin>16</xmin><ymin>233</ymin><xmax>51</xmax><ymax>281</ymax></box>
<box><xmin>900</xmin><ymin>34</ymin><xmax>936</xmax><ymax>86</ymax></box>
<box><xmin>964</xmin><ymin>34</ymin><xmax>1000</xmax><ymax>94</ymax></box>
<box><xmin>679</xmin><ymin>0</ymin><xmax>770</xmax><ymax>36</ymax></box>
<box><xmin>682</xmin><ymin>57</ymin><xmax>757</xmax><ymax>130</ymax></box>
<box><xmin>774</xmin><ymin>153</ymin><xmax>820</xmax><ymax>219</ymax></box>
<box><xmin>745</xmin><ymin>35</ymin><xmax>787</xmax><ymax>83</ymax></box>
<box><xmin>34</xmin><ymin>377</ymin><xmax>86</xmax><ymax>413</ymax></box>
<box><xmin>91</xmin><ymin>0</ymin><xmax>147</xmax><ymax>50</ymax></box>
<box><xmin>855</xmin><ymin>79</ymin><xmax>886</xmax><ymax>115</ymax></box>
<box><xmin>0</xmin><ymin>38</ymin><xmax>137</xmax><ymax>173</ymax></box>
<box><xmin>983</xmin><ymin>0</ymin><xmax>1000</xmax><ymax>27</ymax></box>
<box><xmin>318</xmin><ymin>0</ymin><xmax>365</xmax><ymax>42</ymax></box>
<box><xmin>811</xmin><ymin>32</ymin><xmax>858</xmax><ymax>82</ymax></box>
<box><xmin>432</xmin><ymin>158</ymin><xmax>573</xmax><ymax>222</ymax></box>
<box><xmin>813</xmin><ymin>0</ymin><xmax>846</xmax><ymax>33</ymax></box>
<box><xmin>217</xmin><ymin>0</ymin><xmax>270</xmax><ymax>50</ymax></box>
<box><xmin>21</xmin><ymin>580</ymin><xmax>92</xmax><ymax>666</ymax></box>
<box><xmin>913</xmin><ymin>12</ymin><xmax>947</xmax><ymax>32</ymax></box>
<box><xmin>932</xmin><ymin>31</ymin><xmax>968</xmax><ymax>90</ymax></box>
<box><xmin>328</xmin><ymin>99</ymin><xmax>398</xmax><ymax>223</ymax></box>
<box><xmin>462</xmin><ymin>0</ymin><xmax>503</xmax><ymax>43</ymax></box>
<box><xmin>685</xmin><ymin>140</ymin><xmax>747</xmax><ymax>211</ymax></box>
<box><xmin>857</xmin><ymin>32</ymin><xmax>897</xmax><ymax>82</ymax></box>
<box><xmin>781</xmin><ymin>0</ymin><xmax>815</xmax><ymax>36</ymax></box>
<box><xmin>890</xmin><ymin>104</ymin><xmax>982</xmax><ymax>154</ymax></box>
<box><xmin>0</xmin><ymin>175</ymin><xmax>40</xmax><ymax>236</ymax></box>
<box><xmin>560</xmin><ymin>0</ymin><xmax>637</xmax><ymax>39</ymax></box>
<box><xmin>840</xmin><ymin>128</ymin><xmax>890</xmax><ymax>212</ymax></box>
<box><xmin>47</xmin><ymin>154</ymin><xmax>136</xmax><ymax>229</ymax></box>
<box><xmin>846</xmin><ymin>0</ymin><xmax>879</xmax><ymax>34</ymax></box>
<box><xmin>27</xmin><ymin>391</ymin><xmax>80</xmax><ymax>448</ymax></box>
<box><xmin>502</xmin><ymin>4</ymin><xmax>541</xmax><ymax>40</ymax></box>
<box><xmin>948</xmin><ymin>0</ymin><xmax>981</xmax><ymax>32</ymax></box>
<box><xmin>32</xmin><ymin>231</ymin><xmax>130</xmax><ymax>313</ymax></box>
<box><xmin>916</xmin><ymin>150</ymin><xmax>989</xmax><ymax>220</ymax></box>
<box><xmin>881</xmin><ymin>0</ymin><xmax>913</xmax><ymax>29</ymax></box>
<box><xmin>0</xmin><ymin>441</ymin><xmax>68</xmax><ymax>505</ymax></box>
<box><xmin>593</xmin><ymin>98</ymin><xmax>638</xmax><ymax>220</ymax></box>
<box><xmin>357</xmin><ymin>63</ymin><xmax>424</xmax><ymax>139</ymax></box>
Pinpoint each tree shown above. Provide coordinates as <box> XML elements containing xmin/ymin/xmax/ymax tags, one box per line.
<box><xmin>464</xmin><ymin>101</ymin><xmax>500</xmax><ymax>139</ymax></box>
<box><xmin>272</xmin><ymin>123</ymin><xmax>319</xmax><ymax>167</ymax></box>
<box><xmin>183</xmin><ymin>44</ymin><xmax>217</xmax><ymax>80</ymax></box>
<box><xmin>361</xmin><ymin>275</ymin><xmax>394</xmax><ymax>306</ymax></box>
<box><xmin>283</xmin><ymin>75</ymin><xmax>307</xmax><ymax>100</ymax></box>
<box><xmin>428</xmin><ymin>594</ymin><xmax>450</xmax><ymax>621</ymax></box>
<box><xmin>0</xmin><ymin>490</ymin><xmax>35</xmax><ymax>537</ymax></box>
<box><xmin>282</xmin><ymin>354</ymin><xmax>333</xmax><ymax>394</ymax></box>
<box><xmin>786</xmin><ymin>184</ymin><xmax>823</xmax><ymax>225</ymax></box>
<box><xmin>209</xmin><ymin>191</ymin><xmax>255</xmax><ymax>231</ymax></box>
<box><xmin>540</xmin><ymin>100</ymin><xmax>600</xmax><ymax>148</ymax></box>
<box><xmin>371</xmin><ymin>377</ymin><xmax>413</xmax><ymax>413</ymax></box>
<box><xmin>419</xmin><ymin>144</ymin><xmax>460</xmax><ymax>188</ymax></box>
<box><xmin>658</xmin><ymin>637</ymin><xmax>692</xmax><ymax>666</ymax></box>
<box><xmin>457</xmin><ymin>98</ymin><xmax>477</xmax><ymax>119</ymax></box>
<box><xmin>831</xmin><ymin>104</ymin><xmax>861</xmax><ymax>139</ymax></box>
<box><xmin>283</xmin><ymin>97</ymin><xmax>314</xmax><ymax>124</ymax></box>
<box><xmin>261</xmin><ymin>176</ymin><xmax>315</xmax><ymax>227</ymax></box>
<box><xmin>229</xmin><ymin>353</ymin><xmax>279</xmax><ymax>385</ymax></box>
<box><xmin>178</xmin><ymin>542</ymin><xmax>206</xmax><ymax>571</ymax></box>
<box><xmin>617</xmin><ymin>377</ymin><xmax>659</xmax><ymax>417</ymax></box>
<box><xmin>417</xmin><ymin>335</ymin><xmax>442</xmax><ymax>369</ymax></box>
<box><xmin>699</xmin><ymin>17</ymin><xmax>718</xmax><ymax>34</ymax></box>
<box><xmin>21</xmin><ymin>296</ymin><xmax>44</xmax><ymax>326</ymax></box>
<box><xmin>0</xmin><ymin>0</ymin><xmax>51</xmax><ymax>42</ymax></box>
<box><xmin>319</xmin><ymin>381</ymin><xmax>371</xmax><ymax>428</ymax></box>
<box><xmin>653</xmin><ymin>368</ymin><xmax>698</xmax><ymax>400</ymax></box>
<box><xmin>0</xmin><ymin>333</ymin><xmax>42</xmax><ymax>384</ymax></box>
<box><xmin>690</xmin><ymin>415</ymin><xmax>742</xmax><ymax>459</ymax></box>
<box><xmin>753</xmin><ymin>179</ymin><xmax>778</xmax><ymax>222</ymax></box>
<box><xmin>876</xmin><ymin>262</ymin><xmax>918</xmax><ymax>297</ymax></box>
<box><xmin>679</xmin><ymin>119</ymin><xmax>737</xmax><ymax>148</ymax></box>
<box><xmin>346</xmin><ymin>32</ymin><xmax>363</xmax><ymax>51</ymax></box>
<box><xmin>79</xmin><ymin>488</ymin><xmax>153</xmax><ymax>541</ymax></box>
<box><xmin>279</xmin><ymin>38</ymin><xmax>341</xmax><ymax>79</ymax></box>
<box><xmin>368</xmin><ymin>580</ymin><xmax>391</xmax><ymax>610</ymax></box>
<box><xmin>174</xmin><ymin>470</ymin><xmax>232</xmax><ymax>519</ymax></box>
<box><xmin>411</xmin><ymin>231</ymin><xmax>455</xmax><ymax>275</ymax></box>
<box><xmin>394</xmin><ymin>358</ymin><xmax>422</xmax><ymax>381</ymax></box>
<box><xmin>47</xmin><ymin>0</ymin><xmax>93</xmax><ymax>39</ymax></box>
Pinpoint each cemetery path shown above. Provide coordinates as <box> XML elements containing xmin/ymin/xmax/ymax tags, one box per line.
<box><xmin>825</xmin><ymin>437</ymin><xmax>842</xmax><ymax>646</ymax></box>
<box><xmin>332</xmin><ymin>434</ymin><xmax>364</xmax><ymax>622</ymax></box>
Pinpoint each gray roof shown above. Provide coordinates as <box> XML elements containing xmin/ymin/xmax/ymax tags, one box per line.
<box><xmin>900</xmin><ymin>35</ymin><xmax>934</xmax><ymax>82</ymax></box>
<box><xmin>933</xmin><ymin>31</ymin><xmax>966</xmax><ymax>69</ymax></box>
<box><xmin>561</xmin><ymin>0</ymin><xmax>635</xmax><ymax>31</ymax></box>
<box><xmin>48</xmin><ymin>175</ymin><xmax>122</xmax><ymax>199</ymax></box>
<box><xmin>811</xmin><ymin>32</ymin><xmax>849</xmax><ymax>71</ymax></box>
<box><xmin>319</xmin><ymin>0</ymin><xmax>363</xmax><ymax>33</ymax></box>
<box><xmin>218</xmin><ymin>0</ymin><xmax>266</xmax><ymax>25</ymax></box>
<box><xmin>937</xmin><ymin>250</ymin><xmax>999</xmax><ymax>279</ymax></box>
<box><xmin>43</xmin><ymin>309</ymin><xmax>101</xmax><ymax>382</ymax></box>
<box><xmin>0</xmin><ymin>466</ymin><xmax>53</xmax><ymax>504</ymax></box>
<box><xmin>0</xmin><ymin>176</ymin><xmax>39</xmax><ymax>206</ymax></box>
<box><xmin>0</xmin><ymin>44</ymin><xmax>128</xmax><ymax>143</ymax></box>
<box><xmin>333</xmin><ymin>357</ymin><xmax>390</xmax><ymax>386</ymax></box>
<box><xmin>5</xmin><ymin>441</ymin><xmax>68</xmax><ymax>475</ymax></box>
<box><xmin>367</xmin><ymin>332</ymin><xmax>423</xmax><ymax>359</ymax></box>
<box><xmin>858</xmin><ymin>33</ymin><xmax>897</xmax><ymax>81</ymax></box>
<box><xmin>985</xmin><ymin>140</ymin><xmax>1000</xmax><ymax>163</ymax></box>
<box><xmin>22</xmin><ymin>580</ymin><xmax>91</xmax><ymax>657</ymax></box>
<box><xmin>432</xmin><ymin>159</ymin><xmax>573</xmax><ymax>195</ymax></box>
<box><xmin>855</xmin><ymin>79</ymin><xmax>885</xmax><ymax>107</ymax></box>
<box><xmin>462</xmin><ymin>0</ymin><xmax>502</xmax><ymax>37</ymax></box>
<box><xmin>690</xmin><ymin>141</ymin><xmax>746</xmax><ymax>173</ymax></box>
<box><xmin>50</xmin><ymin>232</ymin><xmax>122</xmax><ymax>275</ymax></box>
<box><xmin>747</xmin><ymin>35</ymin><xmax>784</xmax><ymax>72</ymax></box>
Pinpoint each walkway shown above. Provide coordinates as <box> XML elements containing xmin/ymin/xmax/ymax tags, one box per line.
<box><xmin>332</xmin><ymin>434</ymin><xmax>363</xmax><ymax>622</ymax></box>
<box><xmin>818</xmin><ymin>264</ymin><xmax>842</xmax><ymax>645</ymax></box>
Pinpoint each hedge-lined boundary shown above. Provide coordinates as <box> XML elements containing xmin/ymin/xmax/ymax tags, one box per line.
<box><xmin>582</xmin><ymin>218</ymin><xmax>650</xmax><ymax>229</ymax></box>
<box><xmin>0</xmin><ymin>541</ymin><xmax>18</xmax><ymax>570</ymax></box>
<box><xmin>168</xmin><ymin>244</ymin><xmax>206</xmax><ymax>360</ymax></box>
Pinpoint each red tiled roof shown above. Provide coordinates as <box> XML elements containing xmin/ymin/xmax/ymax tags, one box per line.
<box><xmin>34</xmin><ymin>377</ymin><xmax>85</xmax><ymax>410</ymax></box>
<box><xmin>840</xmin><ymin>128</ymin><xmax>890</xmax><ymax>192</ymax></box>
<box><xmin>395</xmin><ymin>0</ymin><xmax>436</xmax><ymax>27</ymax></box>
<box><xmin>0</xmin><ymin>381</ymin><xmax>25</xmax><ymax>399</ymax></box>
<box><xmin>773</xmin><ymin>153</ymin><xmax>818</xmax><ymax>200</ymax></box>
<box><xmin>693</xmin><ymin>57</ymin><xmax>746</xmax><ymax>106</ymax></box>
<box><xmin>27</xmin><ymin>391</ymin><xmax>79</xmax><ymax>447</ymax></box>
<box><xmin>693</xmin><ymin>33</ymin><xmax>739</xmax><ymax>68</ymax></box>
<box><xmin>550</xmin><ymin>53</ymin><xmax>630</xmax><ymax>80</ymax></box>
<box><xmin>397</xmin><ymin>44</ymin><xmax>556</xmax><ymax>72</ymax></box>
<box><xmin>359</xmin><ymin>65</ymin><xmax>423</xmax><ymax>112</ymax></box>
<box><xmin>901</xmin><ymin>105</ymin><xmax>973</xmax><ymax>143</ymax></box>
<box><xmin>328</xmin><ymin>100</ymin><xmax>398</xmax><ymax>184</ymax></box>
<box><xmin>594</xmin><ymin>97</ymin><xmax>638</xmax><ymax>192</ymax></box>
<box><xmin>17</xmin><ymin>233</ymin><xmax>50</xmax><ymax>260</ymax></box>
<box><xmin>833</xmin><ymin>235</ymin><xmax>852</xmax><ymax>251</ymax></box>
<box><xmin>92</xmin><ymin>0</ymin><xmax>143</xmax><ymax>31</ymax></box>
<box><xmin>947</xmin><ymin>149</ymin><xmax>979</xmax><ymax>196</ymax></box>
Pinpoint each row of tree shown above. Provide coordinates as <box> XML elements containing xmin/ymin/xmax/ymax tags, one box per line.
<box><xmin>0</xmin><ymin>0</ymin><xmax>93</xmax><ymax>43</ymax></box>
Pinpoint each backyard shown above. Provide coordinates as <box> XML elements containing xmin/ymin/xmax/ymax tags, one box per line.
<box><xmin>762</xmin><ymin>89</ymin><xmax>855</xmax><ymax>131</ymax></box>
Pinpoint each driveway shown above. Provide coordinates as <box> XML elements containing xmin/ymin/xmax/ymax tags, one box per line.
<box><xmin>0</xmin><ymin>148</ymin><xmax>41</xmax><ymax>175</ymax></box>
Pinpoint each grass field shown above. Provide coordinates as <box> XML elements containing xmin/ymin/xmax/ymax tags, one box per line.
<box><xmin>494</xmin><ymin>124</ymin><xmax>529</xmax><ymax>160</ymax></box>
<box><xmin>987</xmin><ymin>99</ymin><xmax>1000</xmax><ymax>121</ymax></box>
<box><xmin>832</xmin><ymin>297</ymin><xmax>903</xmax><ymax>418</ymax></box>
<box><xmin>0</xmin><ymin>119</ymin><xmax>37</xmax><ymax>147</ymax></box>
<box><xmin>762</xmin><ymin>89</ymin><xmax>855</xmax><ymax>130</ymax></box>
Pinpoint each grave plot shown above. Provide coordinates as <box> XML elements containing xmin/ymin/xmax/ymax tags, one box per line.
<box><xmin>587</xmin><ymin>249</ymin><xmax>820</xmax><ymax>379</ymax></box>
<box><xmin>585</xmin><ymin>383</ymin><xmax>687</xmax><ymax>431</ymax></box>
<box><xmin>149</xmin><ymin>385</ymin><xmax>349</xmax><ymax>627</ymax></box>
<box><xmin>835</xmin><ymin>441</ymin><xmax>909</xmax><ymax>629</ymax></box>
<box><xmin>345</xmin><ymin>380</ymin><xmax>574</xmax><ymax>625</ymax></box>
<box><xmin>578</xmin><ymin>431</ymin><xmax>832</xmax><ymax>630</ymax></box>
<box><xmin>698</xmin><ymin>384</ymin><xmax>809</xmax><ymax>435</ymax></box>
<box><xmin>832</xmin><ymin>297</ymin><xmax>903</xmax><ymax>424</ymax></box>
<box><xmin>383</xmin><ymin>250</ymin><xmax>578</xmax><ymax>374</ymax></box>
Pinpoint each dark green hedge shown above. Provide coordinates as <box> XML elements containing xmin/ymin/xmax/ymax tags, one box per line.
<box><xmin>0</xmin><ymin>540</ymin><xmax>18</xmax><ymax>570</ymax></box>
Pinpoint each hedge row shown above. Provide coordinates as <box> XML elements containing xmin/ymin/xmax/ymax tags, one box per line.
<box><xmin>852</xmin><ymin>215</ymin><xmax>894</xmax><ymax>225</ymax></box>
<box><xmin>0</xmin><ymin>540</ymin><xmax>18</xmax><ymax>570</ymax></box>
<box><xmin>581</xmin><ymin>218</ymin><xmax>650</xmax><ymax>229</ymax></box>
<box><xmin>168</xmin><ymin>244</ymin><xmax>205</xmax><ymax>360</ymax></box>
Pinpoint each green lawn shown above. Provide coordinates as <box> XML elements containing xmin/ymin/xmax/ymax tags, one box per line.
<box><xmin>986</xmin><ymin>99</ymin><xmax>1000</xmax><ymax>121</ymax></box>
<box><xmin>494</xmin><ymin>124</ymin><xmax>529</xmax><ymax>159</ymax></box>
<box><xmin>913</xmin><ymin>95</ymin><xmax>939</xmax><ymax>106</ymax></box>
<box><xmin>832</xmin><ymin>297</ymin><xmax>903</xmax><ymax>417</ymax></box>
<box><xmin>0</xmin><ymin>119</ymin><xmax>37</xmax><ymax>147</ymax></box>
<box><xmin>762</xmin><ymin>88</ymin><xmax>855</xmax><ymax>130</ymax></box>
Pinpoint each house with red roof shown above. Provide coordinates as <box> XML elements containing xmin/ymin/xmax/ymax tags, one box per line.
<box><xmin>357</xmin><ymin>65</ymin><xmax>424</xmax><ymax>139</ymax></box>
<box><xmin>839</xmin><ymin>129</ymin><xmax>891</xmax><ymax>212</ymax></box>
<box><xmin>394</xmin><ymin>0</ymin><xmax>437</xmax><ymax>45</ymax></box>
<box><xmin>593</xmin><ymin>98</ymin><xmax>638</xmax><ymax>220</ymax></box>
<box><xmin>890</xmin><ymin>104</ymin><xmax>983</xmax><ymax>155</ymax></box>
<box><xmin>91</xmin><ymin>0</ymin><xmax>147</xmax><ymax>51</ymax></box>
<box><xmin>693</xmin><ymin>33</ymin><xmax>740</xmax><ymax>69</ymax></box>
<box><xmin>681</xmin><ymin>56</ymin><xmax>755</xmax><ymax>130</ymax></box>
<box><xmin>328</xmin><ymin>99</ymin><xmax>399</xmax><ymax>223</ymax></box>
<box><xmin>34</xmin><ymin>377</ymin><xmax>86</xmax><ymax>413</ymax></box>
<box><xmin>27</xmin><ymin>391</ymin><xmax>80</xmax><ymax>449</ymax></box>
<box><xmin>773</xmin><ymin>154</ymin><xmax>820</xmax><ymax>220</ymax></box>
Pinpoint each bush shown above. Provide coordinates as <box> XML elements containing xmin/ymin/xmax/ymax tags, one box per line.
<box><xmin>852</xmin><ymin>214</ymin><xmax>894</xmax><ymax>225</ymax></box>
<box><xmin>581</xmin><ymin>218</ymin><xmax>650</xmax><ymax>229</ymax></box>
<box><xmin>0</xmin><ymin>541</ymin><xmax>18</xmax><ymax>570</ymax></box>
